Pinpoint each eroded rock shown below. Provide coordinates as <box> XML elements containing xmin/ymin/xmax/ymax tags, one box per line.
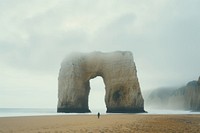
<box><xmin>57</xmin><ymin>51</ymin><xmax>145</xmax><ymax>113</ymax></box>
<box><xmin>147</xmin><ymin>76</ymin><xmax>200</xmax><ymax>111</ymax></box>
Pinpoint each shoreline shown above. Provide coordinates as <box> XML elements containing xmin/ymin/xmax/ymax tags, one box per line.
<box><xmin>0</xmin><ymin>114</ymin><xmax>199</xmax><ymax>133</ymax></box>
<box><xmin>1</xmin><ymin>109</ymin><xmax>200</xmax><ymax>118</ymax></box>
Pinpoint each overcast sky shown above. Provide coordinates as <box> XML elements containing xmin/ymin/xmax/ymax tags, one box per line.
<box><xmin>0</xmin><ymin>0</ymin><xmax>200</xmax><ymax>110</ymax></box>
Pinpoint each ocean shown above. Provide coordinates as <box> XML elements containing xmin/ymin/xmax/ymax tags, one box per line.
<box><xmin>0</xmin><ymin>108</ymin><xmax>199</xmax><ymax>117</ymax></box>
<box><xmin>0</xmin><ymin>108</ymin><xmax>106</xmax><ymax>117</ymax></box>
<box><xmin>0</xmin><ymin>108</ymin><xmax>57</xmax><ymax>117</ymax></box>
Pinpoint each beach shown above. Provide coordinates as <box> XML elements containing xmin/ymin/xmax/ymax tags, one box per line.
<box><xmin>0</xmin><ymin>114</ymin><xmax>200</xmax><ymax>133</ymax></box>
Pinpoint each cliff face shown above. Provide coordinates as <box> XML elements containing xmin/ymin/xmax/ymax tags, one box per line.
<box><xmin>57</xmin><ymin>51</ymin><xmax>145</xmax><ymax>113</ymax></box>
<box><xmin>183</xmin><ymin>78</ymin><xmax>200</xmax><ymax>111</ymax></box>
<box><xmin>147</xmin><ymin>76</ymin><xmax>200</xmax><ymax>111</ymax></box>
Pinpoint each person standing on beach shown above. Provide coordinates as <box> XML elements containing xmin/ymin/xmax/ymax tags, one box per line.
<box><xmin>97</xmin><ymin>112</ymin><xmax>100</xmax><ymax>119</ymax></box>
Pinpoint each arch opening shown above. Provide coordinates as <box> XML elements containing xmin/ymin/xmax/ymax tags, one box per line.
<box><xmin>88</xmin><ymin>76</ymin><xmax>106</xmax><ymax>114</ymax></box>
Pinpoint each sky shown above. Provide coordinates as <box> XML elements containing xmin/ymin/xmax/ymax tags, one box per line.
<box><xmin>0</xmin><ymin>0</ymin><xmax>200</xmax><ymax>110</ymax></box>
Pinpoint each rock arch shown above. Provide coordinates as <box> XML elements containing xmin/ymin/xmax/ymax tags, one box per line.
<box><xmin>57</xmin><ymin>51</ymin><xmax>145</xmax><ymax>113</ymax></box>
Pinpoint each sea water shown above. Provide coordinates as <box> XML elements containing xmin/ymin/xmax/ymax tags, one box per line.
<box><xmin>146</xmin><ymin>109</ymin><xmax>200</xmax><ymax>115</ymax></box>
<box><xmin>0</xmin><ymin>108</ymin><xmax>57</xmax><ymax>117</ymax></box>
<box><xmin>0</xmin><ymin>108</ymin><xmax>199</xmax><ymax>117</ymax></box>
<box><xmin>0</xmin><ymin>108</ymin><xmax>106</xmax><ymax>117</ymax></box>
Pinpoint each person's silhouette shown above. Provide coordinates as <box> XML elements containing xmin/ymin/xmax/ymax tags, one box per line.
<box><xmin>97</xmin><ymin>112</ymin><xmax>100</xmax><ymax>119</ymax></box>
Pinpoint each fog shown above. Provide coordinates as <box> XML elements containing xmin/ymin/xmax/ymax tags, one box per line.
<box><xmin>89</xmin><ymin>77</ymin><xmax>106</xmax><ymax>113</ymax></box>
<box><xmin>0</xmin><ymin>0</ymin><xmax>200</xmax><ymax>110</ymax></box>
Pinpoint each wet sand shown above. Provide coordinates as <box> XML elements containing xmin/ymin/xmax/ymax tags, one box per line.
<box><xmin>0</xmin><ymin>114</ymin><xmax>200</xmax><ymax>133</ymax></box>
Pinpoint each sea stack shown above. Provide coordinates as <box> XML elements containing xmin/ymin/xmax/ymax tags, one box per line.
<box><xmin>57</xmin><ymin>51</ymin><xmax>145</xmax><ymax>113</ymax></box>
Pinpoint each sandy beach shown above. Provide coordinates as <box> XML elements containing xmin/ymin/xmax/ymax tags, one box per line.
<box><xmin>0</xmin><ymin>114</ymin><xmax>200</xmax><ymax>133</ymax></box>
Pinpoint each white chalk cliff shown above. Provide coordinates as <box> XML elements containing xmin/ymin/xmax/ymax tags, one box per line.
<box><xmin>57</xmin><ymin>51</ymin><xmax>145</xmax><ymax>113</ymax></box>
<box><xmin>147</xmin><ymin>76</ymin><xmax>200</xmax><ymax>111</ymax></box>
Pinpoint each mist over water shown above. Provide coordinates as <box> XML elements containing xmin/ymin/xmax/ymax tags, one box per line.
<box><xmin>144</xmin><ymin>76</ymin><xmax>200</xmax><ymax>112</ymax></box>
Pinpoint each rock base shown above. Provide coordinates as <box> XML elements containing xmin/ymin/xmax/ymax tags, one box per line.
<box><xmin>106</xmin><ymin>107</ymin><xmax>146</xmax><ymax>113</ymax></box>
<box><xmin>57</xmin><ymin>108</ymin><xmax>91</xmax><ymax>113</ymax></box>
